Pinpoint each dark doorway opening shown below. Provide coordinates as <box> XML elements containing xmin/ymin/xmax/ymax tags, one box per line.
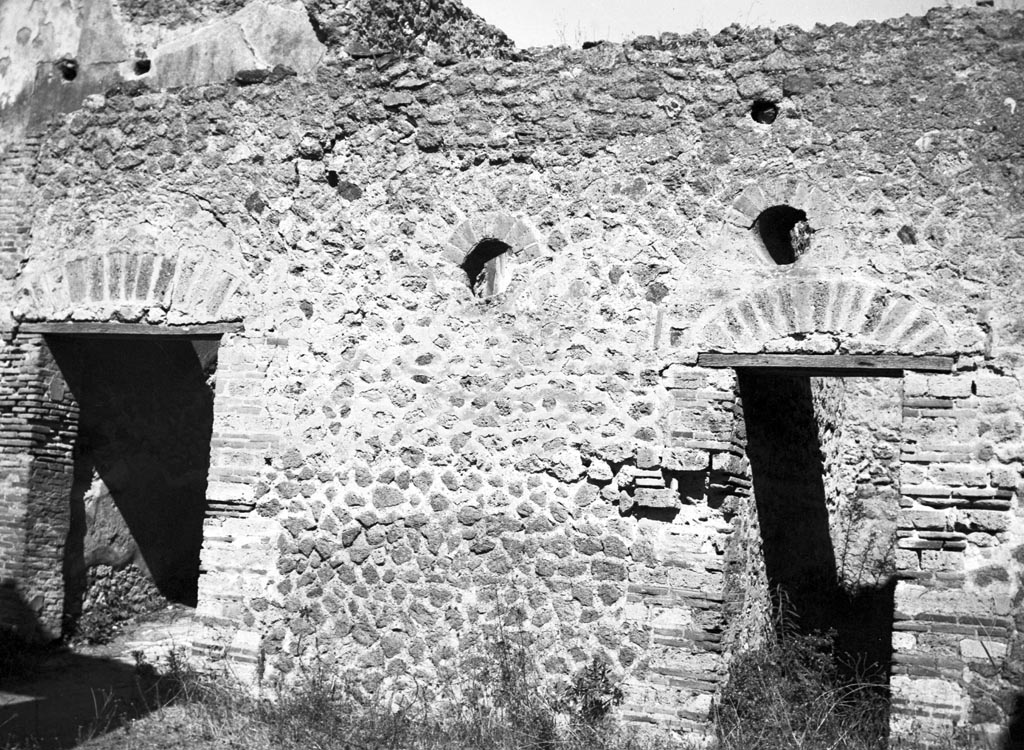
<box><xmin>738</xmin><ymin>370</ymin><xmax>897</xmax><ymax>681</ymax></box>
<box><xmin>46</xmin><ymin>336</ymin><xmax>218</xmax><ymax>635</ymax></box>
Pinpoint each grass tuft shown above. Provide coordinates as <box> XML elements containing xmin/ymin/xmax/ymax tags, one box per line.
<box><xmin>76</xmin><ymin>634</ymin><xmax>681</xmax><ymax>750</ymax></box>
<box><xmin>714</xmin><ymin>620</ymin><xmax>890</xmax><ymax>750</ymax></box>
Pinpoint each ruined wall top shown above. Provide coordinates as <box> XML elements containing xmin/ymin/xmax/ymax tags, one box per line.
<box><xmin>3</xmin><ymin>4</ymin><xmax>1024</xmax><ymax>361</ymax></box>
<box><xmin>0</xmin><ymin>0</ymin><xmax>512</xmax><ymax>144</ymax></box>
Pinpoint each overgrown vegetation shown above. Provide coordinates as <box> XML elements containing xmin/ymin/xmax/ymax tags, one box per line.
<box><xmin>214</xmin><ymin>644</ymin><xmax>657</xmax><ymax>750</ymax></box>
<box><xmin>713</xmin><ymin>603</ymin><xmax>994</xmax><ymax>750</ymax></box>
<box><xmin>51</xmin><ymin>635</ymin><xmax>676</xmax><ymax>750</ymax></box>
<box><xmin>715</xmin><ymin>616</ymin><xmax>890</xmax><ymax>750</ymax></box>
<box><xmin>2</xmin><ymin>618</ymin><xmax>997</xmax><ymax>750</ymax></box>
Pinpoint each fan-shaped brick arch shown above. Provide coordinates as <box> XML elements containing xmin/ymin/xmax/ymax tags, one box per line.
<box><xmin>444</xmin><ymin>212</ymin><xmax>544</xmax><ymax>263</ymax></box>
<box><xmin>687</xmin><ymin>279</ymin><xmax>954</xmax><ymax>356</ymax></box>
<box><xmin>15</xmin><ymin>250</ymin><xmax>247</xmax><ymax>323</ymax></box>
<box><xmin>727</xmin><ymin>181</ymin><xmax>840</xmax><ymax>230</ymax></box>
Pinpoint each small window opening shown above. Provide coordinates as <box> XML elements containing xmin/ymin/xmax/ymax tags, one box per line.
<box><xmin>751</xmin><ymin>100</ymin><xmax>779</xmax><ymax>125</ymax></box>
<box><xmin>133</xmin><ymin>58</ymin><xmax>151</xmax><ymax>76</ymax></box>
<box><xmin>897</xmin><ymin>225</ymin><xmax>917</xmax><ymax>245</ymax></box>
<box><xmin>753</xmin><ymin>205</ymin><xmax>813</xmax><ymax>265</ymax></box>
<box><xmin>461</xmin><ymin>239</ymin><xmax>511</xmax><ymax>298</ymax></box>
<box><xmin>56</xmin><ymin>58</ymin><xmax>78</xmax><ymax>82</ymax></box>
<box><xmin>326</xmin><ymin>170</ymin><xmax>339</xmax><ymax>187</ymax></box>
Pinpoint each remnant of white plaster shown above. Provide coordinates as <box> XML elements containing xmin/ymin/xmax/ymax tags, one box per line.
<box><xmin>1003</xmin><ymin>97</ymin><xmax>1017</xmax><ymax>115</ymax></box>
<box><xmin>0</xmin><ymin>0</ymin><xmax>84</xmax><ymax>108</ymax></box>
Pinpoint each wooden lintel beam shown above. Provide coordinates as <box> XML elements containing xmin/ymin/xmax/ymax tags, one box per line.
<box><xmin>19</xmin><ymin>321</ymin><xmax>244</xmax><ymax>338</ymax></box>
<box><xmin>696</xmin><ymin>353</ymin><xmax>954</xmax><ymax>374</ymax></box>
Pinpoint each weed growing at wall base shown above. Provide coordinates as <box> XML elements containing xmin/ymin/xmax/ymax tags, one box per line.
<box><xmin>714</xmin><ymin>607</ymin><xmax>891</xmax><ymax>750</ymax></box>
<box><xmin>239</xmin><ymin>634</ymin><xmax>672</xmax><ymax>750</ymax></box>
<box><xmin>712</xmin><ymin>610</ymin><xmax>999</xmax><ymax>750</ymax></box>
<box><xmin>33</xmin><ymin>636</ymin><xmax>680</xmax><ymax>750</ymax></box>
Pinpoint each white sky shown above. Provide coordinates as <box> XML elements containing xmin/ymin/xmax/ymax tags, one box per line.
<box><xmin>462</xmin><ymin>0</ymin><xmax>998</xmax><ymax>47</ymax></box>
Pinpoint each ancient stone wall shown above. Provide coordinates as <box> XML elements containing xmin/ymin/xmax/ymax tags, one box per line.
<box><xmin>0</xmin><ymin>1</ymin><xmax>1022</xmax><ymax>743</ymax></box>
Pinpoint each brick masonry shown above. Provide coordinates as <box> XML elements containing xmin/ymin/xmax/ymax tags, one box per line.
<box><xmin>0</xmin><ymin>334</ymin><xmax>78</xmax><ymax>638</ymax></box>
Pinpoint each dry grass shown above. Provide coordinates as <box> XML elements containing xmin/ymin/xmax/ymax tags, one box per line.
<box><xmin>712</xmin><ymin>614</ymin><xmax>995</xmax><ymax>750</ymax></box>
<box><xmin>4</xmin><ymin>627</ymin><xmax>996</xmax><ymax>750</ymax></box>
<box><xmin>65</xmin><ymin>640</ymin><xmax>682</xmax><ymax>750</ymax></box>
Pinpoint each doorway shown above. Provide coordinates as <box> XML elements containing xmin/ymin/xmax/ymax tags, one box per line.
<box><xmin>738</xmin><ymin>370</ymin><xmax>900</xmax><ymax>679</ymax></box>
<box><xmin>45</xmin><ymin>334</ymin><xmax>219</xmax><ymax>637</ymax></box>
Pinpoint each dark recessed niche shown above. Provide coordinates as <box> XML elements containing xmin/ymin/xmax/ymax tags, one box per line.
<box><xmin>897</xmin><ymin>225</ymin><xmax>918</xmax><ymax>245</ymax></box>
<box><xmin>56</xmin><ymin>58</ymin><xmax>78</xmax><ymax>82</ymax></box>
<box><xmin>751</xmin><ymin>100</ymin><xmax>779</xmax><ymax>125</ymax></box>
<box><xmin>754</xmin><ymin>205</ymin><xmax>812</xmax><ymax>265</ymax></box>
<box><xmin>461</xmin><ymin>239</ymin><xmax>511</xmax><ymax>298</ymax></box>
<box><xmin>326</xmin><ymin>170</ymin><xmax>340</xmax><ymax>187</ymax></box>
<box><xmin>133</xmin><ymin>58</ymin><xmax>151</xmax><ymax>76</ymax></box>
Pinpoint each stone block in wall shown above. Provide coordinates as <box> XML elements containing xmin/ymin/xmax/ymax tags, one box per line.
<box><xmin>898</xmin><ymin>509</ymin><xmax>952</xmax><ymax>531</ymax></box>
<box><xmin>973</xmin><ymin>375</ymin><xmax>1018</xmax><ymax>397</ymax></box>
<box><xmin>207</xmin><ymin>480</ymin><xmax>254</xmax><ymax>504</ymax></box>
<box><xmin>895</xmin><ymin>583</ymin><xmax>1013</xmax><ymax>621</ymax></box>
<box><xmin>990</xmin><ymin>464</ymin><xmax>1021</xmax><ymax>489</ymax></box>
<box><xmin>956</xmin><ymin>509</ymin><xmax>1010</xmax><ymax>533</ymax></box>
<box><xmin>919</xmin><ymin>549</ymin><xmax>965</xmax><ymax>572</ymax></box>
<box><xmin>636</xmin><ymin>446</ymin><xmax>660</xmax><ymax>469</ymax></box>
<box><xmin>959</xmin><ymin>638</ymin><xmax>1007</xmax><ymax>662</ymax></box>
<box><xmin>631</xmin><ymin>488</ymin><xmax>681</xmax><ymax>510</ymax></box>
<box><xmin>925</xmin><ymin>375</ymin><xmax>974</xmax><ymax>400</ymax></box>
<box><xmin>663</xmin><ymin>448</ymin><xmax>709</xmax><ymax>472</ymax></box>
<box><xmin>928</xmin><ymin>464</ymin><xmax>990</xmax><ymax>487</ymax></box>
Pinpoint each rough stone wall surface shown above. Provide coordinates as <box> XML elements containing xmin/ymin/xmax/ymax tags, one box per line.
<box><xmin>0</xmin><ymin>1</ymin><xmax>1022</xmax><ymax>742</ymax></box>
<box><xmin>817</xmin><ymin>378</ymin><xmax>901</xmax><ymax>593</ymax></box>
<box><xmin>304</xmin><ymin>0</ymin><xmax>514</xmax><ymax>56</ymax></box>
<box><xmin>817</xmin><ymin>378</ymin><xmax>903</xmax><ymax>672</ymax></box>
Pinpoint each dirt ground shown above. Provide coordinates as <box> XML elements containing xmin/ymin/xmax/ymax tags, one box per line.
<box><xmin>0</xmin><ymin>607</ymin><xmax>198</xmax><ymax>749</ymax></box>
